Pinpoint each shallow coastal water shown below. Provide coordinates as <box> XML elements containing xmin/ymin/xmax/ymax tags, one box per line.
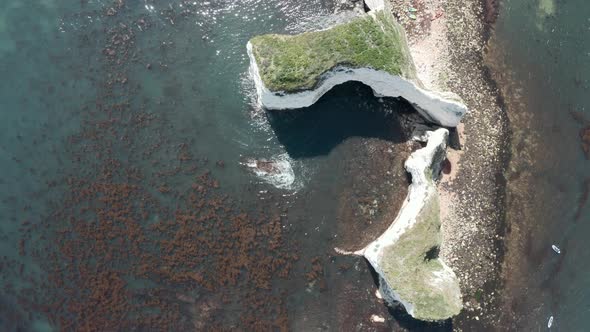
<box><xmin>489</xmin><ymin>0</ymin><xmax>590</xmax><ymax>330</ymax></box>
<box><xmin>0</xmin><ymin>0</ymin><xmax>432</xmax><ymax>330</ymax></box>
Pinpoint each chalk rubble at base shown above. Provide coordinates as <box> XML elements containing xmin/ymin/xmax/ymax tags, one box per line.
<box><xmin>246</xmin><ymin>10</ymin><xmax>467</xmax><ymax>127</ymax></box>
<box><xmin>359</xmin><ymin>128</ymin><xmax>463</xmax><ymax>321</ymax></box>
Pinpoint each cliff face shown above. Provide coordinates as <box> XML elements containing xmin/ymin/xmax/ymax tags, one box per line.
<box><xmin>361</xmin><ymin>129</ymin><xmax>462</xmax><ymax>321</ymax></box>
<box><xmin>247</xmin><ymin>10</ymin><xmax>467</xmax><ymax>127</ymax></box>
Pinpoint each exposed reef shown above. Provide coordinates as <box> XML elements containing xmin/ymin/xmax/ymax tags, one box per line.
<box><xmin>247</xmin><ymin>10</ymin><xmax>467</xmax><ymax>127</ymax></box>
<box><xmin>358</xmin><ymin>128</ymin><xmax>462</xmax><ymax>321</ymax></box>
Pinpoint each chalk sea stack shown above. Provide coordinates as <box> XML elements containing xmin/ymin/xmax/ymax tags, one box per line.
<box><xmin>359</xmin><ymin>128</ymin><xmax>462</xmax><ymax>321</ymax></box>
<box><xmin>247</xmin><ymin>10</ymin><xmax>467</xmax><ymax>127</ymax></box>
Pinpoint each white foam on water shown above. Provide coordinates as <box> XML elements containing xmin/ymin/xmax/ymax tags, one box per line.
<box><xmin>241</xmin><ymin>153</ymin><xmax>299</xmax><ymax>190</ymax></box>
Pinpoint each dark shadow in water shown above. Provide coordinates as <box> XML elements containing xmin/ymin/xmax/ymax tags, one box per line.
<box><xmin>366</xmin><ymin>261</ymin><xmax>453</xmax><ymax>331</ymax></box>
<box><xmin>265</xmin><ymin>81</ymin><xmax>415</xmax><ymax>159</ymax></box>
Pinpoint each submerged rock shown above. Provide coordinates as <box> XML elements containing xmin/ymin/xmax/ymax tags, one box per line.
<box><xmin>359</xmin><ymin>128</ymin><xmax>462</xmax><ymax>321</ymax></box>
<box><xmin>240</xmin><ymin>154</ymin><xmax>296</xmax><ymax>190</ymax></box>
<box><xmin>247</xmin><ymin>10</ymin><xmax>467</xmax><ymax>127</ymax></box>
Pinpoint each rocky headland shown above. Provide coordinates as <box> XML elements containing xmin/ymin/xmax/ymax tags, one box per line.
<box><xmin>247</xmin><ymin>1</ymin><xmax>477</xmax><ymax>322</ymax></box>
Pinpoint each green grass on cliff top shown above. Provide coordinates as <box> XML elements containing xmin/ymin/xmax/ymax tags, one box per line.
<box><xmin>380</xmin><ymin>193</ymin><xmax>462</xmax><ymax>321</ymax></box>
<box><xmin>249</xmin><ymin>11</ymin><xmax>415</xmax><ymax>92</ymax></box>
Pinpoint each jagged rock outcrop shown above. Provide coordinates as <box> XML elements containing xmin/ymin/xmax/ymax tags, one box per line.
<box><xmin>359</xmin><ymin>128</ymin><xmax>462</xmax><ymax>321</ymax></box>
<box><xmin>247</xmin><ymin>10</ymin><xmax>467</xmax><ymax>127</ymax></box>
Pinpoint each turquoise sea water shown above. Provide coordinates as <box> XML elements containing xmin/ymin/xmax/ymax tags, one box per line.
<box><xmin>0</xmin><ymin>1</ymin><xmax>431</xmax><ymax>330</ymax></box>
<box><xmin>492</xmin><ymin>0</ymin><xmax>590</xmax><ymax>330</ymax></box>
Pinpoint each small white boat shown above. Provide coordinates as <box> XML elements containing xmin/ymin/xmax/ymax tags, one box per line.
<box><xmin>552</xmin><ymin>245</ymin><xmax>561</xmax><ymax>254</ymax></box>
<box><xmin>548</xmin><ymin>315</ymin><xmax>554</xmax><ymax>328</ymax></box>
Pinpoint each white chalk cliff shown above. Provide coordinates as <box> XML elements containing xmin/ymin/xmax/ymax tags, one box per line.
<box><xmin>364</xmin><ymin>0</ymin><xmax>387</xmax><ymax>11</ymax></box>
<box><xmin>248</xmin><ymin>48</ymin><xmax>466</xmax><ymax>127</ymax></box>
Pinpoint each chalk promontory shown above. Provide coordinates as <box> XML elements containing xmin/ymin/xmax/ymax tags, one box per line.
<box><xmin>247</xmin><ymin>10</ymin><xmax>467</xmax><ymax>127</ymax></box>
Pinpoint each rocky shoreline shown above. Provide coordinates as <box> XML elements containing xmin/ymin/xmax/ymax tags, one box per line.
<box><xmin>388</xmin><ymin>0</ymin><xmax>510</xmax><ymax>329</ymax></box>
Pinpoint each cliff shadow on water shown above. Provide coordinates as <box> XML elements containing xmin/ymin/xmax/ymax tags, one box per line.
<box><xmin>265</xmin><ymin>81</ymin><xmax>415</xmax><ymax>159</ymax></box>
